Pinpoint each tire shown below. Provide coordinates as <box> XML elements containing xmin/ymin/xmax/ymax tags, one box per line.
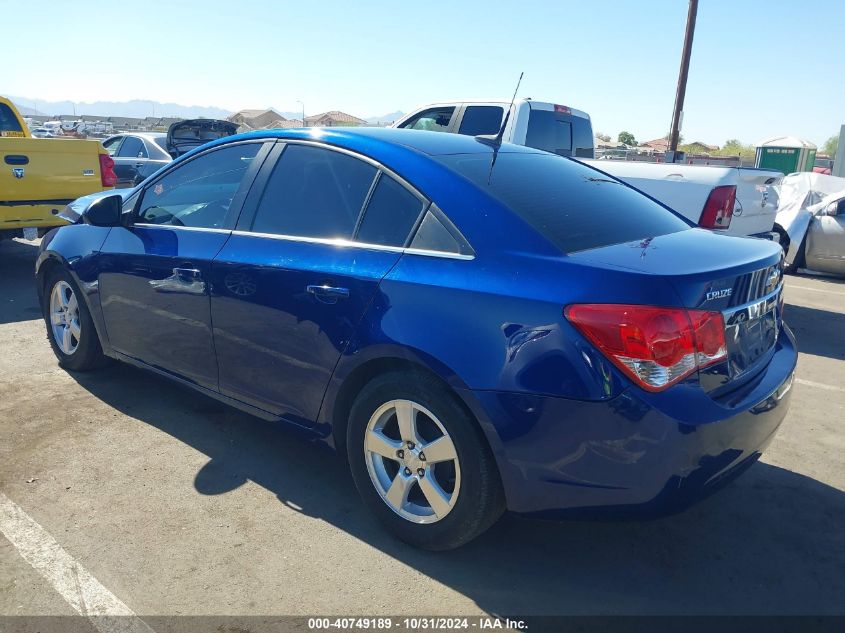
<box><xmin>347</xmin><ymin>371</ymin><xmax>505</xmax><ymax>550</ymax></box>
<box><xmin>42</xmin><ymin>267</ymin><xmax>108</xmax><ymax>371</ymax></box>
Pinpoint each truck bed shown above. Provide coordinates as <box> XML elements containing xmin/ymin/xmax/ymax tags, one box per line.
<box><xmin>0</xmin><ymin>137</ymin><xmax>110</xmax><ymax>233</ymax></box>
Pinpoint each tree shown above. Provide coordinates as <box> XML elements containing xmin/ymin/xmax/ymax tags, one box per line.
<box><xmin>823</xmin><ymin>134</ymin><xmax>839</xmax><ymax>157</ymax></box>
<box><xmin>596</xmin><ymin>132</ymin><xmax>611</xmax><ymax>143</ymax></box>
<box><xmin>717</xmin><ymin>139</ymin><xmax>756</xmax><ymax>159</ymax></box>
<box><xmin>617</xmin><ymin>131</ymin><xmax>637</xmax><ymax>146</ymax></box>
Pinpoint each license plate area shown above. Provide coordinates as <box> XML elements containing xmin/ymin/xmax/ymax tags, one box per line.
<box><xmin>723</xmin><ymin>291</ymin><xmax>780</xmax><ymax>378</ymax></box>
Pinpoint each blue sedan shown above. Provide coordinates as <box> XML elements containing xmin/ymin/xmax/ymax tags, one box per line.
<box><xmin>36</xmin><ymin>128</ymin><xmax>797</xmax><ymax>549</ymax></box>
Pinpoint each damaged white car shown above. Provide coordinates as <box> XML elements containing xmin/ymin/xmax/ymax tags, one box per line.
<box><xmin>776</xmin><ymin>172</ymin><xmax>845</xmax><ymax>276</ymax></box>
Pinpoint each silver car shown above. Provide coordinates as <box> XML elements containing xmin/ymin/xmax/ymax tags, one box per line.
<box><xmin>777</xmin><ymin>173</ymin><xmax>845</xmax><ymax>276</ymax></box>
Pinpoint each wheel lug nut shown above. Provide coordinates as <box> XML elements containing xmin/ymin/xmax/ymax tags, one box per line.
<box><xmin>407</xmin><ymin>441</ymin><xmax>415</xmax><ymax>449</ymax></box>
<box><xmin>417</xmin><ymin>468</ymin><xmax>425</xmax><ymax>477</ymax></box>
<box><xmin>404</xmin><ymin>467</ymin><xmax>411</xmax><ymax>476</ymax></box>
<box><xmin>419</xmin><ymin>452</ymin><xmax>426</xmax><ymax>461</ymax></box>
<box><xmin>396</xmin><ymin>449</ymin><xmax>404</xmax><ymax>459</ymax></box>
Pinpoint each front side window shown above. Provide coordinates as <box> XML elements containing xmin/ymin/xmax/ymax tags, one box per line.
<box><xmin>356</xmin><ymin>174</ymin><xmax>425</xmax><ymax>247</ymax></box>
<box><xmin>251</xmin><ymin>144</ymin><xmax>376</xmax><ymax>239</ymax></box>
<box><xmin>136</xmin><ymin>142</ymin><xmax>261</xmax><ymax>229</ymax></box>
<box><xmin>458</xmin><ymin>106</ymin><xmax>504</xmax><ymax>137</ymax></box>
<box><xmin>398</xmin><ymin>107</ymin><xmax>455</xmax><ymax>132</ymax></box>
<box><xmin>117</xmin><ymin>136</ymin><xmax>146</xmax><ymax>158</ymax></box>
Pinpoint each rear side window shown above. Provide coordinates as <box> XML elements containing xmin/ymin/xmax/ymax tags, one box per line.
<box><xmin>526</xmin><ymin>110</ymin><xmax>572</xmax><ymax>156</ymax></box>
<box><xmin>458</xmin><ymin>106</ymin><xmax>504</xmax><ymax>136</ymax></box>
<box><xmin>356</xmin><ymin>174</ymin><xmax>424</xmax><ymax>247</ymax></box>
<box><xmin>252</xmin><ymin>144</ymin><xmax>376</xmax><ymax>239</ymax></box>
<box><xmin>436</xmin><ymin>152</ymin><xmax>690</xmax><ymax>254</ymax></box>
<box><xmin>0</xmin><ymin>104</ymin><xmax>24</xmax><ymax>134</ymax></box>
<box><xmin>409</xmin><ymin>207</ymin><xmax>474</xmax><ymax>256</ymax></box>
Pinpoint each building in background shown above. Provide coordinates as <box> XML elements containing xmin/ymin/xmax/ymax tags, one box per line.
<box><xmin>304</xmin><ymin>111</ymin><xmax>367</xmax><ymax>127</ymax></box>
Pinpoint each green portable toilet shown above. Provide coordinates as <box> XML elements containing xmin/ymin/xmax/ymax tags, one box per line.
<box><xmin>755</xmin><ymin>136</ymin><xmax>817</xmax><ymax>173</ymax></box>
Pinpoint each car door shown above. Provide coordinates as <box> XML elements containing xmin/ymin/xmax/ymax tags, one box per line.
<box><xmin>112</xmin><ymin>136</ymin><xmax>150</xmax><ymax>187</ymax></box>
<box><xmin>97</xmin><ymin>140</ymin><xmax>269</xmax><ymax>389</ymax></box>
<box><xmin>138</xmin><ymin>136</ymin><xmax>172</xmax><ymax>183</ymax></box>
<box><xmin>805</xmin><ymin>198</ymin><xmax>845</xmax><ymax>275</ymax></box>
<box><xmin>210</xmin><ymin>141</ymin><xmax>428</xmax><ymax>424</ymax></box>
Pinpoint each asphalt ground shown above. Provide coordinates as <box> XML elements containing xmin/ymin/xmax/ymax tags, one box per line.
<box><xmin>0</xmin><ymin>237</ymin><xmax>843</xmax><ymax>624</ymax></box>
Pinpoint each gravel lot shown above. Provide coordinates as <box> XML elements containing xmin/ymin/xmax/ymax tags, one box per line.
<box><xmin>1</xmin><ymin>236</ymin><xmax>843</xmax><ymax>619</ymax></box>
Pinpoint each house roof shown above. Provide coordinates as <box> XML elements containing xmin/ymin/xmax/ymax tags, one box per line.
<box><xmin>688</xmin><ymin>141</ymin><xmax>719</xmax><ymax>151</ymax></box>
<box><xmin>305</xmin><ymin>110</ymin><xmax>367</xmax><ymax>125</ymax></box>
<box><xmin>640</xmin><ymin>137</ymin><xmax>670</xmax><ymax>150</ymax></box>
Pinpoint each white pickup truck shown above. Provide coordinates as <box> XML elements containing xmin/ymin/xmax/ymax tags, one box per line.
<box><xmin>392</xmin><ymin>99</ymin><xmax>783</xmax><ymax>240</ymax></box>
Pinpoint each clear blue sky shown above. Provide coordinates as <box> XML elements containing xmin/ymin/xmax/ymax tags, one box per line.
<box><xmin>3</xmin><ymin>0</ymin><xmax>841</xmax><ymax>146</ymax></box>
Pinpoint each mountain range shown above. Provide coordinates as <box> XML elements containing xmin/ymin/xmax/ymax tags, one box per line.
<box><xmin>8</xmin><ymin>96</ymin><xmax>404</xmax><ymax>124</ymax></box>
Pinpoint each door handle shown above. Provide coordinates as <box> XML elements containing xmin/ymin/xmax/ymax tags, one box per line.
<box><xmin>173</xmin><ymin>267</ymin><xmax>202</xmax><ymax>281</ymax></box>
<box><xmin>307</xmin><ymin>284</ymin><xmax>350</xmax><ymax>303</ymax></box>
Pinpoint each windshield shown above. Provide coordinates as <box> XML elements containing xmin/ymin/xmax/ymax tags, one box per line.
<box><xmin>437</xmin><ymin>152</ymin><xmax>691</xmax><ymax>253</ymax></box>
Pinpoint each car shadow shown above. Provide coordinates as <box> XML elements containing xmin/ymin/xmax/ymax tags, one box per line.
<box><xmin>69</xmin><ymin>364</ymin><xmax>845</xmax><ymax>616</ymax></box>
<box><xmin>0</xmin><ymin>239</ymin><xmax>42</xmax><ymax>325</ymax></box>
<box><xmin>784</xmin><ymin>302</ymin><xmax>845</xmax><ymax>361</ymax></box>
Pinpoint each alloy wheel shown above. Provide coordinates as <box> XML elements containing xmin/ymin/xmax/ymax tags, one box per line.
<box><xmin>364</xmin><ymin>399</ymin><xmax>461</xmax><ymax>523</ymax></box>
<box><xmin>49</xmin><ymin>281</ymin><xmax>81</xmax><ymax>355</ymax></box>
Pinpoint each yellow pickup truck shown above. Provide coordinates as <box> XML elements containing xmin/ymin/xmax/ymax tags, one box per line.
<box><xmin>0</xmin><ymin>96</ymin><xmax>116</xmax><ymax>240</ymax></box>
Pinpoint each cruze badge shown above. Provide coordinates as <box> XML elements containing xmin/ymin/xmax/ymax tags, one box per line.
<box><xmin>12</xmin><ymin>168</ymin><xmax>24</xmax><ymax>179</ymax></box>
<box><xmin>706</xmin><ymin>288</ymin><xmax>732</xmax><ymax>301</ymax></box>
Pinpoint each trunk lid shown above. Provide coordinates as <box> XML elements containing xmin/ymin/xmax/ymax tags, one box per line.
<box><xmin>568</xmin><ymin>228</ymin><xmax>784</xmax><ymax>392</ymax></box>
<box><xmin>165</xmin><ymin>119</ymin><xmax>238</xmax><ymax>158</ymax></box>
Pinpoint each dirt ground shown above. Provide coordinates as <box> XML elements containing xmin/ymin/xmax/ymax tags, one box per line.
<box><xmin>1</xmin><ymin>236</ymin><xmax>843</xmax><ymax>618</ymax></box>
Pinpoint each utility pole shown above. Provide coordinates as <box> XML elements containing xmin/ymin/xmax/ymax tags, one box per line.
<box><xmin>668</xmin><ymin>0</ymin><xmax>698</xmax><ymax>162</ymax></box>
<box><xmin>297</xmin><ymin>100</ymin><xmax>305</xmax><ymax>126</ymax></box>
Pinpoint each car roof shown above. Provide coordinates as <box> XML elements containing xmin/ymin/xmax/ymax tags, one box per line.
<box><xmin>203</xmin><ymin>126</ymin><xmax>542</xmax><ymax>159</ymax></box>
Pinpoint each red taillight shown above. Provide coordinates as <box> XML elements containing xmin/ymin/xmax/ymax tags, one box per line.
<box><xmin>699</xmin><ymin>185</ymin><xmax>736</xmax><ymax>230</ymax></box>
<box><xmin>565</xmin><ymin>304</ymin><xmax>727</xmax><ymax>392</ymax></box>
<box><xmin>98</xmin><ymin>153</ymin><xmax>117</xmax><ymax>187</ymax></box>
<box><xmin>554</xmin><ymin>104</ymin><xmax>571</xmax><ymax>114</ymax></box>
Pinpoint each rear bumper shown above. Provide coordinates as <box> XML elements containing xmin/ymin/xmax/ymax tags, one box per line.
<box><xmin>750</xmin><ymin>230</ymin><xmax>779</xmax><ymax>243</ymax></box>
<box><xmin>463</xmin><ymin>325</ymin><xmax>797</xmax><ymax>516</ymax></box>
<box><xmin>1</xmin><ymin>202</ymin><xmax>73</xmax><ymax>230</ymax></box>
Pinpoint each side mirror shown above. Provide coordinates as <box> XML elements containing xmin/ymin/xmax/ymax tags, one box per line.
<box><xmin>824</xmin><ymin>200</ymin><xmax>845</xmax><ymax>216</ymax></box>
<box><xmin>84</xmin><ymin>194</ymin><xmax>123</xmax><ymax>227</ymax></box>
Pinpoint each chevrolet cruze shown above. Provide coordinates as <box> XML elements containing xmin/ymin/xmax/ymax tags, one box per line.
<box><xmin>37</xmin><ymin>128</ymin><xmax>797</xmax><ymax>549</ymax></box>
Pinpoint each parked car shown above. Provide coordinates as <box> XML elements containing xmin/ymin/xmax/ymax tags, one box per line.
<box><xmin>0</xmin><ymin>96</ymin><xmax>116</xmax><ymax>241</ymax></box>
<box><xmin>813</xmin><ymin>155</ymin><xmax>834</xmax><ymax>175</ymax></box>
<box><xmin>37</xmin><ymin>128</ymin><xmax>796</xmax><ymax>550</ymax></box>
<box><xmin>101</xmin><ymin>119</ymin><xmax>237</xmax><ymax>187</ymax></box>
<box><xmin>29</xmin><ymin>127</ymin><xmax>55</xmax><ymax>138</ymax></box>
<box><xmin>777</xmin><ymin>172</ymin><xmax>845</xmax><ymax>276</ymax></box>
<box><xmin>393</xmin><ymin>100</ymin><xmax>783</xmax><ymax>239</ymax></box>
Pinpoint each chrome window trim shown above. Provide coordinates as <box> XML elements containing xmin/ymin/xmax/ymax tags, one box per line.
<box><xmin>229</xmin><ymin>229</ymin><xmax>474</xmax><ymax>261</ymax></box>
<box><xmin>133</xmin><ymin>223</ymin><xmax>232</xmax><ymax>234</ymax></box>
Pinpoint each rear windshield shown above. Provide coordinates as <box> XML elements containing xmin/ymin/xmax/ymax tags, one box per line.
<box><xmin>0</xmin><ymin>104</ymin><xmax>24</xmax><ymax>133</ymax></box>
<box><xmin>437</xmin><ymin>152</ymin><xmax>691</xmax><ymax>254</ymax></box>
<box><xmin>526</xmin><ymin>109</ymin><xmax>594</xmax><ymax>158</ymax></box>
